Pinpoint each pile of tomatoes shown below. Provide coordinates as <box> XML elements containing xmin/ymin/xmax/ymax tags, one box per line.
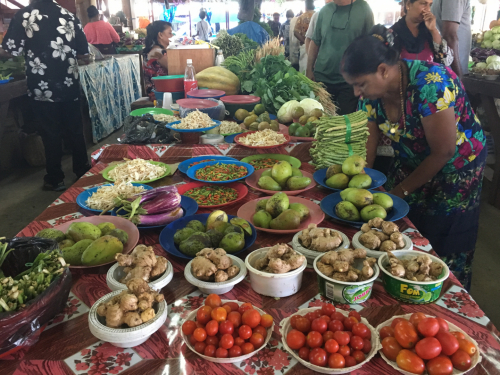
<box><xmin>285</xmin><ymin>303</ymin><xmax>373</xmax><ymax>369</ymax></box>
<box><xmin>380</xmin><ymin>313</ymin><xmax>477</xmax><ymax>375</ymax></box>
<box><xmin>181</xmin><ymin>294</ymin><xmax>274</xmax><ymax>359</ymax></box>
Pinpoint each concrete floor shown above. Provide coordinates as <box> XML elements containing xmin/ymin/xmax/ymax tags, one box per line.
<box><xmin>1</xmin><ymin>133</ymin><xmax>499</xmax><ymax>327</ymax></box>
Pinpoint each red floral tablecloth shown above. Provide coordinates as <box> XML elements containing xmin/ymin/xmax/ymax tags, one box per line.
<box><xmin>4</xmin><ymin>144</ymin><xmax>500</xmax><ymax>375</ymax></box>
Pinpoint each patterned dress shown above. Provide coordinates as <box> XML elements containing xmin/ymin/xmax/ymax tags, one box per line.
<box><xmin>359</xmin><ymin>60</ymin><xmax>486</xmax><ymax>290</ymax></box>
<box><xmin>143</xmin><ymin>46</ymin><xmax>168</xmax><ymax>101</ymax></box>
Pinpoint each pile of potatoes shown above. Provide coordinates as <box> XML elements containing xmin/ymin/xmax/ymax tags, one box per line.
<box><xmin>358</xmin><ymin>218</ymin><xmax>405</xmax><ymax>252</ymax></box>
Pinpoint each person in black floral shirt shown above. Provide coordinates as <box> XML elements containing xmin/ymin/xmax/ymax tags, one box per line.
<box><xmin>0</xmin><ymin>0</ymin><xmax>91</xmax><ymax>191</ymax></box>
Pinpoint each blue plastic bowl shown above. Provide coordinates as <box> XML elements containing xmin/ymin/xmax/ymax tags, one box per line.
<box><xmin>159</xmin><ymin>213</ymin><xmax>257</xmax><ymax>259</ymax></box>
<box><xmin>187</xmin><ymin>160</ymin><xmax>254</xmax><ymax>184</ymax></box>
<box><xmin>313</xmin><ymin>168</ymin><xmax>387</xmax><ymax>192</ymax></box>
<box><xmin>76</xmin><ymin>184</ymin><xmax>153</xmax><ymax>213</ymax></box>
<box><xmin>224</xmin><ymin>134</ymin><xmax>238</xmax><ymax>143</ymax></box>
<box><xmin>166</xmin><ymin>120</ymin><xmax>220</xmax><ymax>133</ymax></box>
<box><xmin>178</xmin><ymin>155</ymin><xmax>238</xmax><ymax>174</ymax></box>
<box><xmin>320</xmin><ymin>191</ymin><xmax>409</xmax><ymax>228</ymax></box>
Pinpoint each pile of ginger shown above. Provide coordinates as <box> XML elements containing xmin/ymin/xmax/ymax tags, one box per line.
<box><xmin>387</xmin><ymin>251</ymin><xmax>444</xmax><ymax>282</ymax></box>
<box><xmin>97</xmin><ymin>278</ymin><xmax>164</xmax><ymax>328</ymax></box>
<box><xmin>316</xmin><ymin>248</ymin><xmax>376</xmax><ymax>282</ymax></box>
<box><xmin>298</xmin><ymin>224</ymin><xmax>343</xmax><ymax>252</ymax></box>
<box><xmin>359</xmin><ymin>218</ymin><xmax>405</xmax><ymax>252</ymax></box>
<box><xmin>191</xmin><ymin>248</ymin><xmax>240</xmax><ymax>282</ymax></box>
<box><xmin>115</xmin><ymin>245</ymin><xmax>168</xmax><ymax>283</ymax></box>
<box><xmin>254</xmin><ymin>244</ymin><xmax>306</xmax><ymax>274</ymax></box>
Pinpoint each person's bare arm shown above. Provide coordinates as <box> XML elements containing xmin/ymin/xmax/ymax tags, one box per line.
<box><xmin>305</xmin><ymin>37</ymin><xmax>311</xmax><ymax>55</ymax></box>
<box><xmin>441</xmin><ymin>21</ymin><xmax>462</xmax><ymax>79</ymax></box>
<box><xmin>306</xmin><ymin>40</ymin><xmax>319</xmax><ymax>80</ymax></box>
<box><xmin>365</xmin><ymin>121</ymin><xmax>380</xmax><ymax>168</ymax></box>
<box><xmin>389</xmin><ymin>108</ymin><xmax>457</xmax><ymax>198</ymax></box>
<box><xmin>158</xmin><ymin>54</ymin><xmax>168</xmax><ymax>69</ymax></box>
<box><xmin>294</xmin><ymin>29</ymin><xmax>305</xmax><ymax>44</ymax></box>
<box><xmin>423</xmin><ymin>10</ymin><xmax>442</xmax><ymax>45</ymax></box>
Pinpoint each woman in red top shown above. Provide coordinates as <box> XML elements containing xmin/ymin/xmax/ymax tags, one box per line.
<box><xmin>83</xmin><ymin>6</ymin><xmax>120</xmax><ymax>54</ymax></box>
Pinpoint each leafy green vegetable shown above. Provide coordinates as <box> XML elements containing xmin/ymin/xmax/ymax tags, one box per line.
<box><xmin>0</xmin><ymin>56</ymin><xmax>25</xmax><ymax>79</ymax></box>
<box><xmin>235</xmin><ymin>33</ymin><xmax>259</xmax><ymax>51</ymax></box>
<box><xmin>212</xmin><ymin>30</ymin><xmax>244</xmax><ymax>58</ymax></box>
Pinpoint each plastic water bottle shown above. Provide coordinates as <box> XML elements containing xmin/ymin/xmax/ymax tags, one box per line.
<box><xmin>184</xmin><ymin>59</ymin><xmax>198</xmax><ymax>98</ymax></box>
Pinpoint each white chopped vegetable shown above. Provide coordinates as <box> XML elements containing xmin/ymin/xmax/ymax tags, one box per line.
<box><xmin>172</xmin><ymin>110</ymin><xmax>214</xmax><ymax>130</ymax></box>
<box><xmin>86</xmin><ymin>182</ymin><xmax>146</xmax><ymax>210</ymax></box>
<box><xmin>153</xmin><ymin>114</ymin><xmax>178</xmax><ymax>123</ymax></box>
<box><xmin>219</xmin><ymin>121</ymin><xmax>243</xmax><ymax>135</ymax></box>
<box><xmin>108</xmin><ymin>159</ymin><xmax>167</xmax><ymax>183</ymax></box>
<box><xmin>238</xmin><ymin>129</ymin><xmax>287</xmax><ymax>147</ymax></box>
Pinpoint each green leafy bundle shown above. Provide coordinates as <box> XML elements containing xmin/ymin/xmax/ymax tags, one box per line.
<box><xmin>212</xmin><ymin>30</ymin><xmax>244</xmax><ymax>58</ymax></box>
<box><xmin>235</xmin><ymin>33</ymin><xmax>259</xmax><ymax>50</ymax></box>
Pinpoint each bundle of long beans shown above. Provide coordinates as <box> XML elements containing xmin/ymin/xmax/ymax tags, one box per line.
<box><xmin>310</xmin><ymin>111</ymin><xmax>369</xmax><ymax>168</ymax></box>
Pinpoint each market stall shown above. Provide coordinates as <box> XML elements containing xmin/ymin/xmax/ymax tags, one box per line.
<box><xmin>2</xmin><ymin>140</ymin><xmax>500</xmax><ymax>375</ymax></box>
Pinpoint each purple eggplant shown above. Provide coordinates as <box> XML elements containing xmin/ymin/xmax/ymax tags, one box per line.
<box><xmin>134</xmin><ymin>207</ymin><xmax>184</xmax><ymax>226</ymax></box>
<box><xmin>141</xmin><ymin>192</ymin><xmax>181</xmax><ymax>214</ymax></box>
<box><xmin>128</xmin><ymin>186</ymin><xmax>179</xmax><ymax>204</ymax></box>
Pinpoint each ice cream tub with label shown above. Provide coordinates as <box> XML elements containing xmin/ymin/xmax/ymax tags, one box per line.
<box><xmin>313</xmin><ymin>253</ymin><xmax>379</xmax><ymax>304</ymax></box>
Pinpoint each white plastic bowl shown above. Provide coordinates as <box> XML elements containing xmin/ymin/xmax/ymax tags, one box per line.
<box><xmin>292</xmin><ymin>228</ymin><xmax>350</xmax><ymax>266</ymax></box>
<box><xmin>88</xmin><ymin>290</ymin><xmax>168</xmax><ymax>347</ymax></box>
<box><xmin>184</xmin><ymin>254</ymin><xmax>247</xmax><ymax>295</ymax></box>
<box><xmin>352</xmin><ymin>230</ymin><xmax>412</xmax><ymax>258</ymax></box>
<box><xmin>376</xmin><ymin>314</ymin><xmax>482</xmax><ymax>375</ymax></box>
<box><xmin>245</xmin><ymin>247</ymin><xmax>307</xmax><ymax>298</ymax></box>
<box><xmin>106</xmin><ymin>256</ymin><xmax>174</xmax><ymax>292</ymax></box>
<box><xmin>182</xmin><ymin>299</ymin><xmax>274</xmax><ymax>363</ymax></box>
<box><xmin>280</xmin><ymin>307</ymin><xmax>380</xmax><ymax>374</ymax></box>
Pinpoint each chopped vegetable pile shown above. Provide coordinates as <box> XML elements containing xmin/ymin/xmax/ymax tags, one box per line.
<box><xmin>195</xmin><ymin>163</ymin><xmax>248</xmax><ymax>181</ymax></box>
<box><xmin>184</xmin><ymin>186</ymin><xmax>238</xmax><ymax>206</ymax></box>
<box><xmin>248</xmin><ymin>158</ymin><xmax>280</xmax><ymax>170</ymax></box>
<box><xmin>86</xmin><ymin>182</ymin><xmax>146</xmax><ymax>211</ymax></box>
<box><xmin>108</xmin><ymin>158</ymin><xmax>167</xmax><ymax>183</ymax></box>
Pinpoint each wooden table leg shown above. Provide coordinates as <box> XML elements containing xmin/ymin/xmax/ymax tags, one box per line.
<box><xmin>481</xmin><ymin>94</ymin><xmax>500</xmax><ymax>209</ymax></box>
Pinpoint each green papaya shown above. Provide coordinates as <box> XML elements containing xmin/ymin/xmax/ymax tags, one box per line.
<box><xmin>81</xmin><ymin>235</ymin><xmax>124</xmax><ymax>266</ymax></box>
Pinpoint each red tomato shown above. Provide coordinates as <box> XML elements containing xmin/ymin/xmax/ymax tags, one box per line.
<box><xmin>193</xmin><ymin>328</ymin><xmax>207</xmax><ymax>342</ymax></box>
<box><xmin>306</xmin><ymin>331</ymin><xmax>323</xmax><ymax>348</ymax></box>
<box><xmin>194</xmin><ymin>341</ymin><xmax>206</xmax><ymax>353</ymax></box>
<box><xmin>380</xmin><ymin>326</ymin><xmax>395</xmax><ymax>339</ymax></box>
<box><xmin>206</xmin><ymin>335</ymin><xmax>219</xmax><ymax>347</ymax></box>
<box><xmin>348</xmin><ymin>310</ymin><xmax>361</xmax><ymax>322</ymax></box>
<box><xmin>323</xmin><ymin>331</ymin><xmax>335</xmax><ymax>342</ymax></box>
<box><xmin>250</xmin><ymin>333</ymin><xmax>264</xmax><ymax>348</ymax></box>
<box><xmin>320</xmin><ymin>315</ymin><xmax>331</xmax><ymax>324</ymax></box>
<box><xmin>220</xmin><ymin>334</ymin><xmax>234</xmax><ymax>349</ymax></box>
<box><xmin>435</xmin><ymin>331</ymin><xmax>459</xmax><ymax>356</ymax></box>
<box><xmin>242</xmin><ymin>309</ymin><xmax>261</xmax><ymax>328</ymax></box>
<box><xmin>409</xmin><ymin>312</ymin><xmax>427</xmax><ymax>329</ymax></box>
<box><xmin>305</xmin><ymin>312</ymin><xmax>317</xmax><ymax>322</ymax></box>
<box><xmin>238</xmin><ymin>325</ymin><xmax>253</xmax><ymax>340</ymax></box>
<box><xmin>346</xmin><ymin>331</ymin><xmax>353</xmax><ymax>339</ymax></box>
<box><xmin>241</xmin><ymin>342</ymin><xmax>255</xmax><ymax>355</ymax></box>
<box><xmin>322</xmin><ymin>303</ymin><xmax>336</xmax><ymax>316</ymax></box>
<box><xmin>290</xmin><ymin>315</ymin><xmax>301</xmax><ymax>329</ymax></box>
<box><xmin>436</xmin><ymin>318</ymin><xmax>449</xmax><ymax>333</ymax></box>
<box><xmin>238</xmin><ymin>302</ymin><xmax>253</xmax><ymax>315</ymax></box>
<box><xmin>325</xmin><ymin>339</ymin><xmax>340</xmax><ymax>354</ymax></box>
<box><xmin>343</xmin><ymin>317</ymin><xmax>358</xmax><ymax>331</ymax></box>
<box><xmin>189</xmin><ymin>335</ymin><xmax>197</xmax><ymax>346</ymax></box>
<box><xmin>451</xmin><ymin>349</ymin><xmax>472</xmax><ymax>371</ymax></box>
<box><xmin>382</xmin><ymin>337</ymin><xmax>403</xmax><ymax>361</ymax></box>
<box><xmin>205</xmin><ymin>320</ymin><xmax>219</xmax><ymax>336</ymax></box>
<box><xmin>299</xmin><ymin>346</ymin><xmax>310</xmax><ymax>361</ymax></box>
<box><xmin>196</xmin><ymin>306</ymin><xmax>213</xmax><ymax>325</ymax></box>
<box><xmin>328</xmin><ymin>353</ymin><xmax>345</xmax><ymax>368</ymax></box>
<box><xmin>331</xmin><ymin>312</ymin><xmax>345</xmax><ymax>323</ymax></box>
<box><xmin>211</xmin><ymin>307</ymin><xmax>227</xmax><ymax>323</ymax></box>
<box><xmin>253</xmin><ymin>325</ymin><xmax>267</xmax><ymax>337</ymax></box>
<box><xmin>218</xmin><ymin>320</ymin><xmax>233</xmax><ymax>335</ymax></box>
<box><xmin>345</xmin><ymin>355</ymin><xmax>357</xmax><ymax>367</ymax></box>
<box><xmin>396</xmin><ymin>349</ymin><xmax>425</xmax><ymax>375</ymax></box>
<box><xmin>457</xmin><ymin>338</ymin><xmax>477</xmax><ymax>356</ymax></box>
<box><xmin>287</xmin><ymin>329</ymin><xmax>306</xmax><ymax>350</ymax></box>
<box><xmin>215</xmin><ymin>347</ymin><xmax>228</xmax><ymax>358</ymax></box>
<box><xmin>295</xmin><ymin>317</ymin><xmax>312</xmax><ymax>333</ymax></box>
<box><xmin>234</xmin><ymin>337</ymin><xmax>244</xmax><ymax>347</ymax></box>
<box><xmin>260</xmin><ymin>314</ymin><xmax>273</xmax><ymax>328</ymax></box>
<box><xmin>309</xmin><ymin>347</ymin><xmax>328</xmax><ymax>367</ymax></box>
<box><xmin>204</xmin><ymin>344</ymin><xmax>216</xmax><ymax>357</ymax></box>
<box><xmin>205</xmin><ymin>294</ymin><xmax>222</xmax><ymax>309</ymax></box>
<box><xmin>427</xmin><ymin>355</ymin><xmax>453</xmax><ymax>375</ymax></box>
<box><xmin>311</xmin><ymin>318</ymin><xmax>328</xmax><ymax>334</ymax></box>
<box><xmin>229</xmin><ymin>345</ymin><xmax>242</xmax><ymax>358</ymax></box>
<box><xmin>418</xmin><ymin>318</ymin><xmax>440</xmax><ymax>337</ymax></box>
<box><xmin>350</xmin><ymin>336</ymin><xmax>364</xmax><ymax>351</ymax></box>
<box><xmin>328</xmin><ymin>320</ymin><xmax>344</xmax><ymax>333</ymax></box>
<box><xmin>391</xmin><ymin>317</ymin><xmax>408</xmax><ymax>329</ymax></box>
<box><xmin>333</xmin><ymin>331</ymin><xmax>350</xmax><ymax>346</ymax></box>
<box><xmin>182</xmin><ymin>320</ymin><xmax>197</xmax><ymax>336</ymax></box>
<box><xmin>352</xmin><ymin>323</ymin><xmax>370</xmax><ymax>339</ymax></box>
<box><xmin>338</xmin><ymin>345</ymin><xmax>350</xmax><ymax>357</ymax></box>
<box><xmin>227</xmin><ymin>311</ymin><xmax>242</xmax><ymax>328</ymax></box>
<box><xmin>451</xmin><ymin>331</ymin><xmax>465</xmax><ymax>340</ymax></box>
<box><xmin>352</xmin><ymin>350</ymin><xmax>365</xmax><ymax>364</ymax></box>
<box><xmin>362</xmin><ymin>339</ymin><xmax>372</xmax><ymax>354</ymax></box>
<box><xmin>222</xmin><ymin>305</ymin><xmax>232</xmax><ymax>314</ymax></box>
<box><xmin>223</xmin><ymin>302</ymin><xmax>239</xmax><ymax>312</ymax></box>
<box><xmin>415</xmin><ymin>337</ymin><xmax>442</xmax><ymax>360</ymax></box>
<box><xmin>394</xmin><ymin>320</ymin><xmax>419</xmax><ymax>349</ymax></box>
<box><xmin>196</xmin><ymin>321</ymin><xmax>205</xmax><ymax>329</ymax></box>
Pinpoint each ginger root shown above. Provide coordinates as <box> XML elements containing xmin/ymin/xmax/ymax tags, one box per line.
<box><xmin>359</xmin><ymin>220</ymin><xmax>406</xmax><ymax>252</ymax></box>
<box><xmin>380</xmin><ymin>240</ymin><xmax>397</xmax><ymax>252</ymax></box>
<box><xmin>191</xmin><ymin>256</ymin><xmax>217</xmax><ymax>281</ymax></box>
<box><xmin>123</xmin><ymin>312</ymin><xmax>142</xmax><ymax>327</ymax></box>
<box><xmin>381</xmin><ymin>222</ymin><xmax>399</xmax><ymax>236</ymax></box>
<box><xmin>361</xmin><ymin>223</ymin><xmax>371</xmax><ymax>233</ymax></box>
<box><xmin>299</xmin><ymin>224</ymin><xmax>342</xmax><ymax>252</ymax></box>
<box><xmin>359</xmin><ymin>233</ymin><xmax>381</xmax><ymax>250</ymax></box>
<box><xmin>317</xmin><ymin>249</ymin><xmax>375</xmax><ymax>282</ymax></box>
<box><xmin>390</xmin><ymin>233</ymin><xmax>405</xmax><ymax>249</ymax></box>
<box><xmin>317</xmin><ymin>262</ymin><xmax>334</xmax><ymax>277</ymax></box>
<box><xmin>191</xmin><ymin>248</ymin><xmax>239</xmax><ymax>282</ymax></box>
<box><xmin>140</xmin><ymin>308</ymin><xmax>155</xmax><ymax>323</ymax></box>
<box><xmin>368</xmin><ymin>217</ymin><xmax>383</xmax><ymax>228</ymax></box>
<box><xmin>116</xmin><ymin>245</ymin><xmax>169</xmax><ymax>283</ymax></box>
<box><xmin>257</xmin><ymin>244</ymin><xmax>305</xmax><ymax>274</ymax></box>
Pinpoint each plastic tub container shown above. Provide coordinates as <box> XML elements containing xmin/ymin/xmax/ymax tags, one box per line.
<box><xmin>313</xmin><ymin>253</ymin><xmax>379</xmax><ymax>304</ymax></box>
<box><xmin>88</xmin><ymin>290</ymin><xmax>168</xmax><ymax>347</ymax></box>
<box><xmin>177</xmin><ymin>98</ymin><xmax>225</xmax><ymax>120</ymax></box>
<box><xmin>245</xmin><ymin>248</ymin><xmax>307</xmax><ymax>298</ymax></box>
<box><xmin>184</xmin><ymin>254</ymin><xmax>247</xmax><ymax>295</ymax></box>
<box><xmin>152</xmin><ymin>75</ymin><xmax>184</xmax><ymax>92</ymax></box>
<box><xmin>351</xmin><ymin>230</ymin><xmax>413</xmax><ymax>258</ymax></box>
<box><xmin>106</xmin><ymin>256</ymin><xmax>174</xmax><ymax>292</ymax></box>
<box><xmin>220</xmin><ymin>95</ymin><xmax>260</xmax><ymax>117</ymax></box>
<box><xmin>187</xmin><ymin>89</ymin><xmax>226</xmax><ymax>100</ymax></box>
<box><xmin>292</xmin><ymin>229</ymin><xmax>350</xmax><ymax>266</ymax></box>
<box><xmin>378</xmin><ymin>250</ymin><xmax>450</xmax><ymax>304</ymax></box>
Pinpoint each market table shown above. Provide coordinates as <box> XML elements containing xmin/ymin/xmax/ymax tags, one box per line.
<box><xmin>4</xmin><ymin>143</ymin><xmax>500</xmax><ymax>375</ymax></box>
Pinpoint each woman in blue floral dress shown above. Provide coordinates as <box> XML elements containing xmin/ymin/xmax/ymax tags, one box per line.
<box><xmin>341</xmin><ymin>26</ymin><xmax>486</xmax><ymax>290</ymax></box>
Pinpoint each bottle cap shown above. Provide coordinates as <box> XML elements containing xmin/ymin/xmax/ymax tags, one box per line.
<box><xmin>187</xmin><ymin>59</ymin><xmax>192</xmax><ymax>64</ymax></box>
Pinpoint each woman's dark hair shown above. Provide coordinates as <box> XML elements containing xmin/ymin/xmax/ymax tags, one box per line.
<box><xmin>87</xmin><ymin>5</ymin><xmax>99</xmax><ymax>19</ymax></box>
<box><xmin>143</xmin><ymin>21</ymin><xmax>172</xmax><ymax>55</ymax></box>
<box><xmin>199</xmin><ymin>10</ymin><xmax>206</xmax><ymax>19</ymax></box>
<box><xmin>286</xmin><ymin>9</ymin><xmax>294</xmax><ymax>18</ymax></box>
<box><xmin>306</xmin><ymin>0</ymin><xmax>315</xmax><ymax>11</ymax></box>
<box><xmin>341</xmin><ymin>25</ymin><xmax>400</xmax><ymax>77</ymax></box>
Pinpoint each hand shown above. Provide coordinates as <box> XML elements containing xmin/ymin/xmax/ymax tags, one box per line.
<box><xmin>388</xmin><ymin>186</ymin><xmax>406</xmax><ymax>199</ymax></box>
<box><xmin>423</xmin><ymin>11</ymin><xmax>437</xmax><ymax>33</ymax></box>
<box><xmin>306</xmin><ymin>69</ymin><xmax>315</xmax><ymax>81</ymax></box>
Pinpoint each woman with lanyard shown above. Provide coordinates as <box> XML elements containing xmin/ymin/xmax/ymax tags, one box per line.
<box><xmin>341</xmin><ymin>25</ymin><xmax>486</xmax><ymax>290</ymax></box>
<box><xmin>196</xmin><ymin>10</ymin><xmax>212</xmax><ymax>42</ymax></box>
